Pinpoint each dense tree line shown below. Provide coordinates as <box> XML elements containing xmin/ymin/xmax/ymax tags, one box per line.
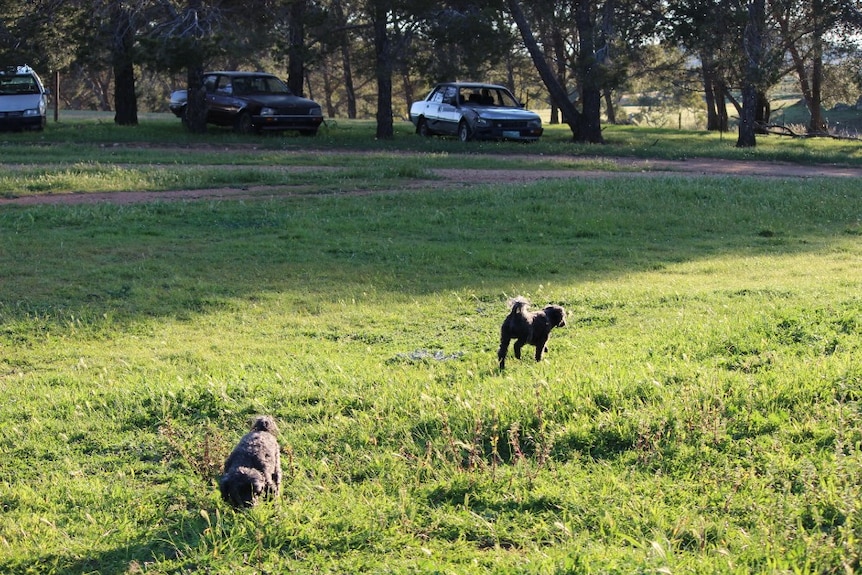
<box><xmin>1</xmin><ymin>0</ymin><xmax>861</xmax><ymax>146</ymax></box>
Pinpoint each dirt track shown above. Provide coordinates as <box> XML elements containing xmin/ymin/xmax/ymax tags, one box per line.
<box><xmin>2</xmin><ymin>154</ymin><xmax>861</xmax><ymax>207</ymax></box>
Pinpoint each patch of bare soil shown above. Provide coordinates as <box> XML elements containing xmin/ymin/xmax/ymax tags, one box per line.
<box><xmin>2</xmin><ymin>154</ymin><xmax>861</xmax><ymax>207</ymax></box>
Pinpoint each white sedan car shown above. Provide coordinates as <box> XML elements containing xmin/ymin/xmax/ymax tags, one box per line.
<box><xmin>409</xmin><ymin>82</ymin><xmax>543</xmax><ymax>142</ymax></box>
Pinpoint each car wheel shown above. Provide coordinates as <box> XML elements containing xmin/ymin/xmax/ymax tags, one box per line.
<box><xmin>458</xmin><ymin>120</ymin><xmax>472</xmax><ymax>142</ymax></box>
<box><xmin>234</xmin><ymin>111</ymin><xmax>254</xmax><ymax>134</ymax></box>
<box><xmin>417</xmin><ymin>118</ymin><xmax>431</xmax><ymax>137</ymax></box>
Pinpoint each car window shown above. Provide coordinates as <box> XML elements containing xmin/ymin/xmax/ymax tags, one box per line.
<box><xmin>429</xmin><ymin>88</ymin><xmax>444</xmax><ymax>104</ymax></box>
<box><xmin>263</xmin><ymin>76</ymin><xmax>291</xmax><ymax>94</ymax></box>
<box><xmin>492</xmin><ymin>88</ymin><xmax>520</xmax><ymax>108</ymax></box>
<box><xmin>243</xmin><ymin>77</ymin><xmax>266</xmax><ymax>93</ymax></box>
<box><xmin>442</xmin><ymin>86</ymin><xmax>458</xmax><ymax>105</ymax></box>
<box><xmin>0</xmin><ymin>75</ymin><xmax>39</xmax><ymax>95</ymax></box>
<box><xmin>229</xmin><ymin>78</ymin><xmax>247</xmax><ymax>94</ymax></box>
<box><xmin>202</xmin><ymin>75</ymin><xmax>219</xmax><ymax>93</ymax></box>
<box><xmin>227</xmin><ymin>76</ymin><xmax>290</xmax><ymax>94</ymax></box>
<box><xmin>220</xmin><ymin>81</ymin><xmax>235</xmax><ymax>94</ymax></box>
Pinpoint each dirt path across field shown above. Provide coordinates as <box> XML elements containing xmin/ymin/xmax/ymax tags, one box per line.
<box><xmin>2</xmin><ymin>154</ymin><xmax>861</xmax><ymax>207</ymax></box>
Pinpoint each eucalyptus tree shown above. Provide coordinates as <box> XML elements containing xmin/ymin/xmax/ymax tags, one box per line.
<box><xmin>667</xmin><ymin>0</ymin><xmax>744</xmax><ymax>131</ymax></box>
<box><xmin>330</xmin><ymin>0</ymin><xmax>358</xmax><ymax>118</ymax></box>
<box><xmin>70</xmin><ymin>0</ymin><xmax>162</xmax><ymax>125</ymax></box>
<box><xmin>771</xmin><ymin>0</ymin><xmax>862</xmax><ymax>133</ymax></box>
<box><xmin>524</xmin><ymin>0</ymin><xmax>573</xmax><ymax>124</ymax></box>
<box><xmin>285</xmin><ymin>0</ymin><xmax>308</xmax><ymax>95</ymax></box>
<box><xmin>355</xmin><ymin>0</ymin><xmax>429</xmax><ymax>138</ymax></box>
<box><xmin>594</xmin><ymin>0</ymin><xmax>668</xmax><ymax>124</ymax></box>
<box><xmin>143</xmin><ymin>0</ymin><xmax>272</xmax><ymax>132</ymax></box>
<box><xmin>737</xmin><ymin>0</ymin><xmax>766</xmax><ymax>146</ymax></box>
<box><xmin>507</xmin><ymin>0</ymin><xmax>603</xmax><ymax>142</ymax></box>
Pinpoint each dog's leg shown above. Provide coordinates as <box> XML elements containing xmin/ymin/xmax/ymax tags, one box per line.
<box><xmin>534</xmin><ymin>337</ymin><xmax>549</xmax><ymax>362</ymax></box>
<box><xmin>497</xmin><ymin>336</ymin><xmax>510</xmax><ymax>369</ymax></box>
<box><xmin>514</xmin><ymin>338</ymin><xmax>527</xmax><ymax>360</ymax></box>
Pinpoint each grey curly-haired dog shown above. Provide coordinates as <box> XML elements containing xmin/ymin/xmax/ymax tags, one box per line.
<box><xmin>497</xmin><ymin>297</ymin><xmax>567</xmax><ymax>370</ymax></box>
<box><xmin>219</xmin><ymin>415</ymin><xmax>282</xmax><ymax>507</ymax></box>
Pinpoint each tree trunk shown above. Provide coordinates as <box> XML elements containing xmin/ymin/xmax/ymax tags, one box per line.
<box><xmin>287</xmin><ymin>0</ymin><xmax>306</xmax><ymax>96</ymax></box>
<box><xmin>717</xmin><ymin>82</ymin><xmax>729</xmax><ymax>131</ymax></box>
<box><xmin>113</xmin><ymin>59</ymin><xmax>138</xmax><ymax>126</ymax></box>
<box><xmin>506</xmin><ymin>0</ymin><xmax>583</xmax><ymax>140</ymax></box>
<box><xmin>737</xmin><ymin>0</ymin><xmax>765</xmax><ymax>148</ymax></box>
<box><xmin>373</xmin><ymin>3</ymin><xmax>393</xmax><ymax>139</ymax></box>
<box><xmin>552</xmin><ymin>26</ymin><xmax>567</xmax><ymax>125</ymax></box>
<box><xmin>183</xmin><ymin>0</ymin><xmax>207</xmax><ymax>134</ymax></box>
<box><xmin>333</xmin><ymin>0</ymin><xmax>357</xmax><ymax>119</ymax></box>
<box><xmin>777</xmin><ymin>1</ymin><xmax>824</xmax><ymax>134</ymax></box>
<box><xmin>111</xmin><ymin>4</ymin><xmax>138</xmax><ymax>126</ymax></box>
<box><xmin>575</xmin><ymin>0</ymin><xmax>604</xmax><ymax>143</ymax></box>
<box><xmin>808</xmin><ymin>0</ymin><xmax>824</xmax><ymax>133</ymax></box>
<box><xmin>702</xmin><ymin>53</ymin><xmax>720</xmax><ymax>131</ymax></box>
<box><xmin>737</xmin><ymin>82</ymin><xmax>757</xmax><ymax>147</ymax></box>
<box><xmin>321</xmin><ymin>64</ymin><xmax>336</xmax><ymax>118</ymax></box>
<box><xmin>186</xmin><ymin>64</ymin><xmax>207</xmax><ymax>134</ymax></box>
<box><xmin>755</xmin><ymin>90</ymin><xmax>770</xmax><ymax>133</ymax></box>
<box><xmin>401</xmin><ymin>71</ymin><xmax>414</xmax><ymax>120</ymax></box>
<box><xmin>604</xmin><ymin>91</ymin><xmax>616</xmax><ymax>124</ymax></box>
<box><xmin>597</xmin><ymin>0</ymin><xmax>615</xmax><ymax>125</ymax></box>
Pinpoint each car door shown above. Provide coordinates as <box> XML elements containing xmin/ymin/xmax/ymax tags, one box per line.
<box><xmin>434</xmin><ymin>86</ymin><xmax>461</xmax><ymax>136</ymax></box>
<box><xmin>421</xmin><ymin>86</ymin><xmax>446</xmax><ymax>132</ymax></box>
<box><xmin>205</xmin><ymin>74</ymin><xmax>240</xmax><ymax>125</ymax></box>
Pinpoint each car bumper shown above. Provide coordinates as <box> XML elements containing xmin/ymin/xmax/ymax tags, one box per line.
<box><xmin>0</xmin><ymin>112</ymin><xmax>45</xmax><ymax>130</ymax></box>
<box><xmin>474</xmin><ymin>126</ymin><xmax>543</xmax><ymax>141</ymax></box>
<box><xmin>254</xmin><ymin>115</ymin><xmax>324</xmax><ymax>131</ymax></box>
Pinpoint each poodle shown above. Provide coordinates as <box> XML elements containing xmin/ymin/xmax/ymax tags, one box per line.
<box><xmin>219</xmin><ymin>415</ymin><xmax>282</xmax><ymax>507</ymax></box>
<box><xmin>497</xmin><ymin>297</ymin><xmax>567</xmax><ymax>369</ymax></box>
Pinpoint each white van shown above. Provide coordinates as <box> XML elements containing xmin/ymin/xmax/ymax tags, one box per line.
<box><xmin>0</xmin><ymin>65</ymin><xmax>49</xmax><ymax>131</ymax></box>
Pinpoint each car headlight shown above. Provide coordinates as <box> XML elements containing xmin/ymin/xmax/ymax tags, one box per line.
<box><xmin>474</xmin><ymin>116</ymin><xmax>490</xmax><ymax>127</ymax></box>
<box><xmin>309</xmin><ymin>107</ymin><xmax>322</xmax><ymax>116</ymax></box>
<box><xmin>23</xmin><ymin>108</ymin><xmax>41</xmax><ymax>117</ymax></box>
<box><xmin>260</xmin><ymin>107</ymin><xmax>276</xmax><ymax>116</ymax></box>
<box><xmin>528</xmin><ymin>119</ymin><xmax>542</xmax><ymax>128</ymax></box>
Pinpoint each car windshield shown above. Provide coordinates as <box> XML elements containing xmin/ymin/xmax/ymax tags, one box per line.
<box><xmin>460</xmin><ymin>87</ymin><xmax>520</xmax><ymax>108</ymax></box>
<box><xmin>231</xmin><ymin>75</ymin><xmax>291</xmax><ymax>95</ymax></box>
<box><xmin>0</xmin><ymin>75</ymin><xmax>39</xmax><ymax>96</ymax></box>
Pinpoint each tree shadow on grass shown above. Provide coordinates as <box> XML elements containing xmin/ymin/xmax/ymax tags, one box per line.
<box><xmin>1</xmin><ymin>175</ymin><xmax>859</xmax><ymax>332</ymax></box>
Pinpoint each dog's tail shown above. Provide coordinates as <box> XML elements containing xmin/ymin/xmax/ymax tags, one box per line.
<box><xmin>508</xmin><ymin>296</ymin><xmax>530</xmax><ymax>315</ymax></box>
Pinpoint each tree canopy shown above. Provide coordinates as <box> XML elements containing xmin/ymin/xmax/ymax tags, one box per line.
<box><xmin>2</xmin><ymin>0</ymin><xmax>861</xmax><ymax>145</ymax></box>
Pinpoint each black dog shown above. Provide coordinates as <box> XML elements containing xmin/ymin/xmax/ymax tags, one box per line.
<box><xmin>219</xmin><ymin>415</ymin><xmax>282</xmax><ymax>507</ymax></box>
<box><xmin>497</xmin><ymin>297</ymin><xmax>566</xmax><ymax>369</ymax></box>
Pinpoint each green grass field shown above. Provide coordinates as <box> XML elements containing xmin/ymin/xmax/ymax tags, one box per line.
<box><xmin>1</xmin><ymin>119</ymin><xmax>861</xmax><ymax>574</ymax></box>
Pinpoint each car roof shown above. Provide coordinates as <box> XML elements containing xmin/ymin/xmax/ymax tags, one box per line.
<box><xmin>435</xmin><ymin>82</ymin><xmax>509</xmax><ymax>91</ymax></box>
<box><xmin>205</xmin><ymin>71</ymin><xmax>279</xmax><ymax>78</ymax></box>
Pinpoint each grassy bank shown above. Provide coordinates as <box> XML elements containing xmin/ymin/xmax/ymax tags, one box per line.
<box><xmin>1</xmin><ymin>172</ymin><xmax>861</xmax><ymax>573</ymax></box>
<box><xmin>2</xmin><ymin>114</ymin><xmax>862</xmax><ymax>170</ymax></box>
